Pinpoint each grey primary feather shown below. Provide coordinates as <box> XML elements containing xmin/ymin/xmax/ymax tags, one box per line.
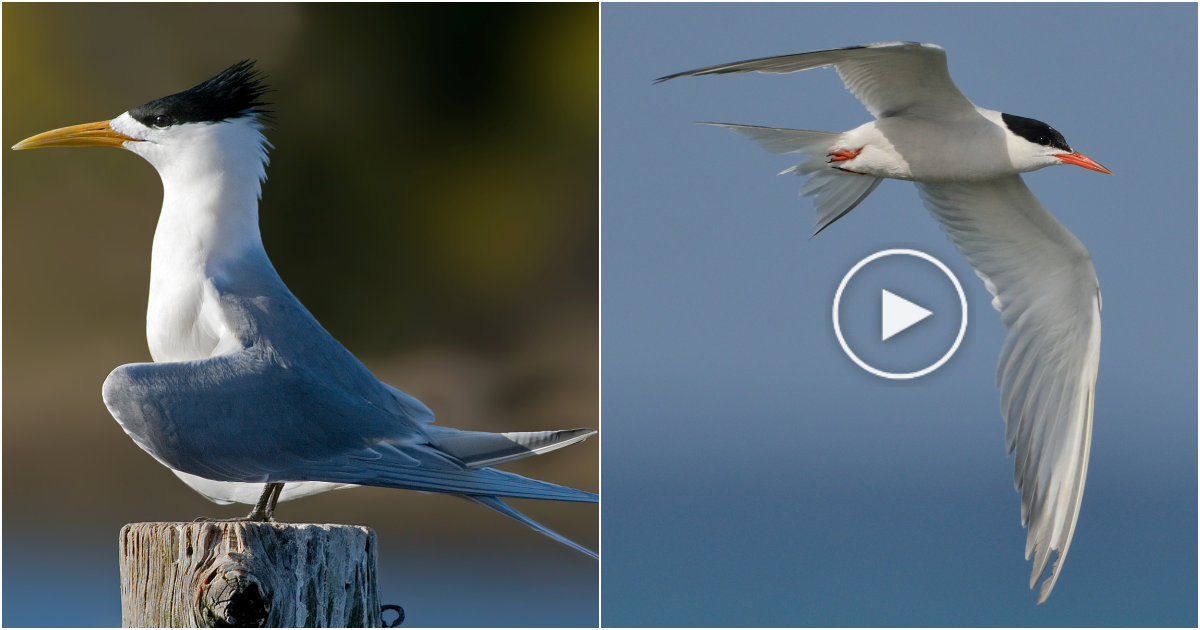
<box><xmin>459</xmin><ymin>495</ymin><xmax>599</xmax><ymax>560</ymax></box>
<box><xmin>659</xmin><ymin>42</ymin><xmax>976</xmax><ymax>120</ymax></box>
<box><xmin>429</xmin><ymin>426</ymin><xmax>597</xmax><ymax>468</ymax></box>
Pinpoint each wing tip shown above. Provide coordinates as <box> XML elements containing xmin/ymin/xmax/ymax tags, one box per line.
<box><xmin>1029</xmin><ymin>544</ymin><xmax>1067</xmax><ymax>604</ymax></box>
<box><xmin>654</xmin><ymin>70</ymin><xmax>694</xmax><ymax>84</ymax></box>
<box><xmin>1035</xmin><ymin>563</ymin><xmax>1060</xmax><ymax>605</ymax></box>
<box><xmin>656</xmin><ymin>41</ymin><xmax>942</xmax><ymax>86</ymax></box>
<box><xmin>462</xmin><ymin>494</ymin><xmax>598</xmax><ymax>560</ymax></box>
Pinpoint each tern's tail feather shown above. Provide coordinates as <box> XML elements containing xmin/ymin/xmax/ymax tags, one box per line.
<box><xmin>702</xmin><ymin>123</ymin><xmax>882</xmax><ymax>237</ymax></box>
<box><xmin>460</xmin><ymin>494</ymin><xmax>598</xmax><ymax>559</ymax></box>
<box><xmin>428</xmin><ymin>426</ymin><xmax>596</xmax><ymax>468</ymax></box>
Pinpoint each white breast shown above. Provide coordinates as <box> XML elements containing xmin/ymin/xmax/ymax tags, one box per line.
<box><xmin>146</xmin><ymin>267</ymin><xmax>229</xmax><ymax>362</ymax></box>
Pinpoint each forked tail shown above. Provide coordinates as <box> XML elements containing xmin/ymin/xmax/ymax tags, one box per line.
<box><xmin>702</xmin><ymin>123</ymin><xmax>882</xmax><ymax>236</ymax></box>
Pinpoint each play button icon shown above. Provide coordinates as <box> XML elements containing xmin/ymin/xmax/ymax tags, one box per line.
<box><xmin>881</xmin><ymin>290</ymin><xmax>932</xmax><ymax>341</ymax></box>
<box><xmin>832</xmin><ymin>249</ymin><xmax>968</xmax><ymax>380</ymax></box>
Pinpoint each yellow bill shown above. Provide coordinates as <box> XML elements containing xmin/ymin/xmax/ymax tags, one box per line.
<box><xmin>12</xmin><ymin>120</ymin><xmax>140</xmax><ymax>150</ymax></box>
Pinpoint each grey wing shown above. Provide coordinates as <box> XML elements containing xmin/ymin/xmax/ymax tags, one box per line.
<box><xmin>104</xmin><ymin>349</ymin><xmax>597</xmax><ymax>502</ymax></box>
<box><xmin>917</xmin><ymin>175</ymin><xmax>1101</xmax><ymax>603</ymax></box>
<box><xmin>103</xmin><ymin>348</ymin><xmax>427</xmax><ymax>482</ymax></box>
<box><xmin>657</xmin><ymin>41</ymin><xmax>975</xmax><ymax>119</ymax></box>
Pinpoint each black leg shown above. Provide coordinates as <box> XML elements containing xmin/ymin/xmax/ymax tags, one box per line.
<box><xmin>265</xmin><ymin>482</ymin><xmax>284</xmax><ymax>518</ymax></box>
<box><xmin>246</xmin><ymin>482</ymin><xmax>285</xmax><ymax>522</ymax></box>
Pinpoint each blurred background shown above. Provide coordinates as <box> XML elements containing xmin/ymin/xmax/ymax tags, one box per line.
<box><xmin>4</xmin><ymin>4</ymin><xmax>597</xmax><ymax>627</ymax></box>
<box><xmin>603</xmin><ymin>4</ymin><xmax>1195</xmax><ymax>627</ymax></box>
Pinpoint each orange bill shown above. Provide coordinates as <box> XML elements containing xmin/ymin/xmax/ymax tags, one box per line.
<box><xmin>1054</xmin><ymin>152</ymin><xmax>1112</xmax><ymax>175</ymax></box>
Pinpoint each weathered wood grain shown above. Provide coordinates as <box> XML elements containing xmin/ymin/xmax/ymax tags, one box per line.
<box><xmin>119</xmin><ymin>522</ymin><xmax>380</xmax><ymax>628</ymax></box>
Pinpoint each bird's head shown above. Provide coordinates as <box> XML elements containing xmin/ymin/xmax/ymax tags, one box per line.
<box><xmin>1000</xmin><ymin>112</ymin><xmax>1112</xmax><ymax>175</ymax></box>
<box><xmin>12</xmin><ymin>61</ymin><xmax>272</xmax><ymax>183</ymax></box>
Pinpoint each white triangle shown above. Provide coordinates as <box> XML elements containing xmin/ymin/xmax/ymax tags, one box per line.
<box><xmin>881</xmin><ymin>289</ymin><xmax>932</xmax><ymax>341</ymax></box>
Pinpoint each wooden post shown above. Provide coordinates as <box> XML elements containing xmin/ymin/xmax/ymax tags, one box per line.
<box><xmin>119</xmin><ymin>522</ymin><xmax>381</xmax><ymax>628</ymax></box>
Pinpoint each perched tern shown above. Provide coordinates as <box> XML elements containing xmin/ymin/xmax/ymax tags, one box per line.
<box><xmin>13</xmin><ymin>61</ymin><xmax>598</xmax><ymax>558</ymax></box>
<box><xmin>659</xmin><ymin>42</ymin><xmax>1108</xmax><ymax>602</ymax></box>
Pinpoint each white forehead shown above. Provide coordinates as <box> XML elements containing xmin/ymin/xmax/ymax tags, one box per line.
<box><xmin>110</xmin><ymin>112</ymin><xmax>151</xmax><ymax>142</ymax></box>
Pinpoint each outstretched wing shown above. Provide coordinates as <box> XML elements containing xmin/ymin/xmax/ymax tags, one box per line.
<box><xmin>657</xmin><ymin>41</ymin><xmax>975</xmax><ymax>120</ymax></box>
<box><xmin>917</xmin><ymin>175</ymin><xmax>1101</xmax><ymax>603</ymax></box>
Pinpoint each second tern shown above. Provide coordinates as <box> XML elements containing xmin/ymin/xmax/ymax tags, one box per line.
<box><xmin>658</xmin><ymin>41</ymin><xmax>1109</xmax><ymax>602</ymax></box>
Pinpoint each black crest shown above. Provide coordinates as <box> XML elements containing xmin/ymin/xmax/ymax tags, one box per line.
<box><xmin>1001</xmin><ymin>113</ymin><xmax>1072</xmax><ymax>153</ymax></box>
<box><xmin>129</xmin><ymin>61</ymin><xmax>270</xmax><ymax>128</ymax></box>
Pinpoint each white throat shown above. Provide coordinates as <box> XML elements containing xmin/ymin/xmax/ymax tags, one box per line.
<box><xmin>112</xmin><ymin>113</ymin><xmax>273</xmax><ymax>362</ymax></box>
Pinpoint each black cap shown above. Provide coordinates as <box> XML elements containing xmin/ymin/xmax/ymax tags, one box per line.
<box><xmin>129</xmin><ymin>60</ymin><xmax>270</xmax><ymax>129</ymax></box>
<box><xmin>1001</xmin><ymin>113</ymin><xmax>1072</xmax><ymax>153</ymax></box>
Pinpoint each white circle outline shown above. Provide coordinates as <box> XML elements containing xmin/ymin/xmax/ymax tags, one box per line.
<box><xmin>832</xmin><ymin>249</ymin><xmax>968</xmax><ymax>380</ymax></box>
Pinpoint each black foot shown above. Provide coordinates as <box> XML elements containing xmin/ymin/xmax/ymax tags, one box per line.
<box><xmin>191</xmin><ymin>516</ymin><xmax>259</xmax><ymax>523</ymax></box>
<box><xmin>191</xmin><ymin>483</ymin><xmax>285</xmax><ymax>523</ymax></box>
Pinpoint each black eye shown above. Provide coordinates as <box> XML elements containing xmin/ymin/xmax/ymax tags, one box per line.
<box><xmin>153</xmin><ymin>115</ymin><xmax>170</xmax><ymax>128</ymax></box>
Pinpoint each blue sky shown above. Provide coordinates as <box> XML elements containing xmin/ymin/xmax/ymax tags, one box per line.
<box><xmin>601</xmin><ymin>4</ymin><xmax>1196</xmax><ymax>626</ymax></box>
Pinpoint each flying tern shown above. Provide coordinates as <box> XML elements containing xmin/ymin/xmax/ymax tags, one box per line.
<box><xmin>658</xmin><ymin>42</ymin><xmax>1108</xmax><ymax>602</ymax></box>
<box><xmin>13</xmin><ymin>61</ymin><xmax>597</xmax><ymax>558</ymax></box>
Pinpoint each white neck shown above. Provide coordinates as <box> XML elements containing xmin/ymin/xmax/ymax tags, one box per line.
<box><xmin>113</xmin><ymin>113</ymin><xmax>273</xmax><ymax>361</ymax></box>
<box><xmin>151</xmin><ymin>135</ymin><xmax>267</xmax><ymax>276</ymax></box>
